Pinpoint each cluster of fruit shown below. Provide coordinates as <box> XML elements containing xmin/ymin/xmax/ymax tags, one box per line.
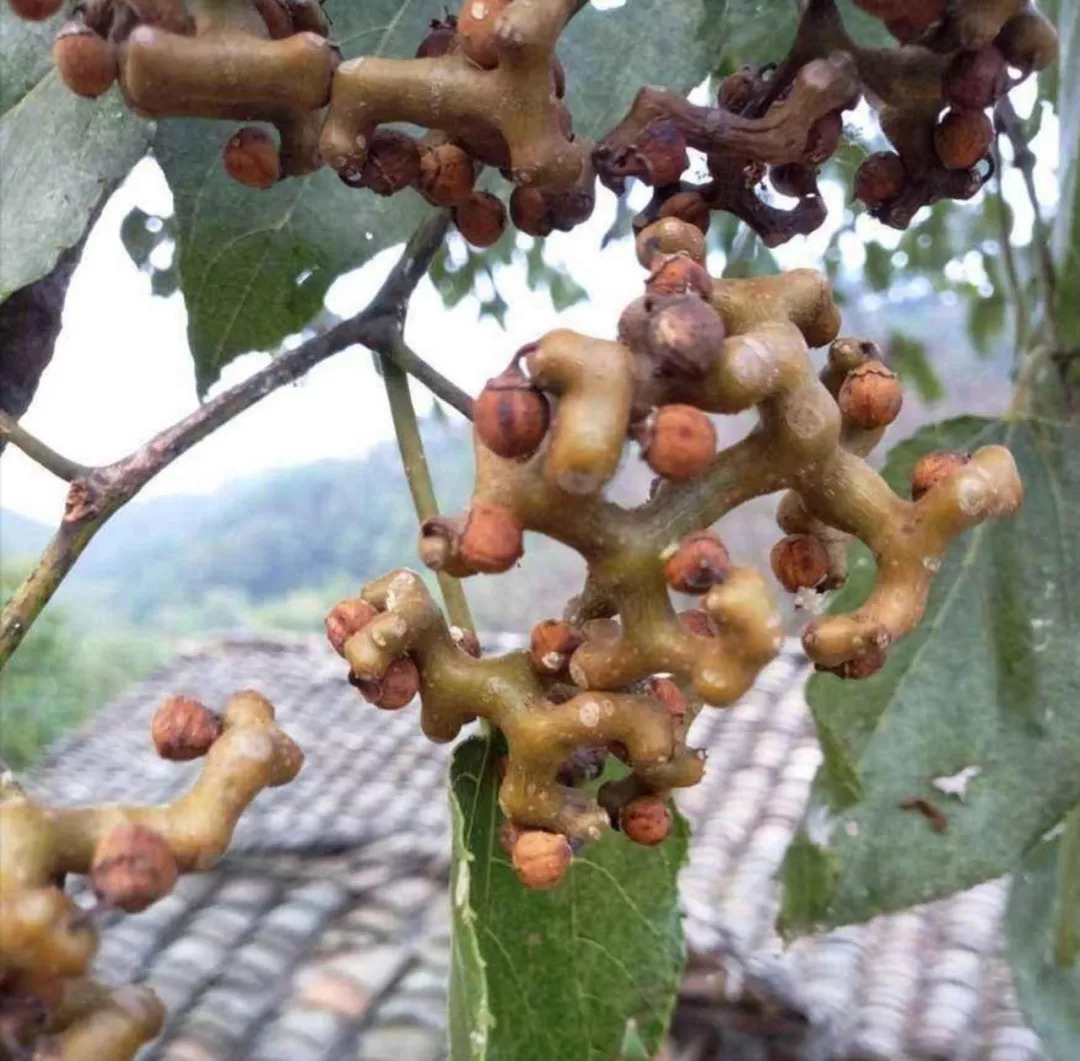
<box><xmin>0</xmin><ymin>693</ymin><xmax>301</xmax><ymax>1059</ymax></box>
<box><xmin>325</xmin><ymin>218</ymin><xmax>1023</xmax><ymax>889</ymax></box>
<box><xmin>14</xmin><ymin>0</ymin><xmax>1054</xmax><ymax>251</ymax></box>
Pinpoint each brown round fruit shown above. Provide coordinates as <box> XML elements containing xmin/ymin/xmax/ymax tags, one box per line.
<box><xmin>458</xmin><ymin>0</ymin><xmax>509</xmax><ymax>69</ymax></box>
<box><xmin>838</xmin><ymin>360</ymin><xmax>903</xmax><ymax>429</ymax></box>
<box><xmin>642</xmin><ymin>405</ymin><xmax>716</xmax><ymax>480</ymax></box>
<box><xmin>646</xmin><ymin>253</ymin><xmax>713</xmax><ymax>300</ymax></box>
<box><xmin>995</xmin><ymin>10</ymin><xmax>1059</xmax><ymax>75</ymax></box>
<box><xmin>770</xmin><ymin>534</ymin><xmax>829</xmax><ymax>592</ymax></box>
<box><xmin>417</xmin><ymin>143</ymin><xmax>474</xmax><ymax>207</ymax></box>
<box><xmin>824</xmin><ymin>643</ymin><xmax>887</xmax><ymax>680</ymax></box>
<box><xmin>416</xmin><ymin>15</ymin><xmax>458</xmax><ymax>58</ymax></box>
<box><xmin>474</xmin><ymin>370</ymin><xmax>550</xmax><ymax>460</ymax></box>
<box><xmin>325</xmin><ymin>598</ymin><xmax>378</xmax><ymax>656</ymax></box>
<box><xmin>636</xmin><ymin>120</ymin><xmax>689</xmax><ymax>186</ymax></box>
<box><xmin>151</xmin><ymin>696</ymin><xmax>223</xmax><ymax>761</ymax></box>
<box><xmin>223</xmin><ymin>126</ymin><xmax>280</xmax><ymax>190</ymax></box>
<box><xmin>454</xmin><ymin>192</ymin><xmax>507</xmax><ymax>248</ymax></box>
<box><xmin>8</xmin><ymin>0</ymin><xmax>64</xmax><ymax>19</ymax></box>
<box><xmin>459</xmin><ymin>502</ymin><xmax>524</xmax><ymax>573</ymax></box>
<box><xmin>529</xmin><ymin>619</ymin><xmax>584</xmax><ymax>674</ymax></box>
<box><xmin>360</xmin><ymin>129</ymin><xmax>420</xmax><ymax>196</ymax></box>
<box><xmin>663</xmin><ymin>530</ymin><xmax>732</xmax><ymax>594</ymax></box>
<box><xmin>355</xmin><ymin>656</ymin><xmax>420</xmax><ymax>710</ymax></box>
<box><xmin>854</xmin><ymin>152</ymin><xmax>906</xmax><ymax>208</ymax></box>
<box><xmin>806</xmin><ymin>111</ymin><xmax>844</xmax><ymax>164</ymax></box>
<box><xmin>643</xmin><ymin>676</ymin><xmax>686</xmax><ymax>717</ymax></box>
<box><xmin>635</xmin><ymin>217</ymin><xmax>707</xmax><ymax>267</ymax></box>
<box><xmin>717</xmin><ymin>67</ymin><xmax>756</xmax><ymax>113</ymax></box>
<box><xmin>509</xmin><ymin>185</ymin><xmax>554</xmax><ymax>237</ymax></box>
<box><xmin>53</xmin><ymin>25</ymin><xmax>117</xmax><ymax>99</ymax></box>
<box><xmin>510</xmin><ymin>830</ymin><xmax>572</xmax><ymax>890</ymax></box>
<box><xmin>620</xmin><ymin>796</ymin><xmax>672</xmax><ymax>846</ymax></box>
<box><xmin>910</xmin><ymin>450</ymin><xmax>971</xmax><ymax>500</ymax></box>
<box><xmin>91</xmin><ymin>824</ymin><xmax>178</xmax><ymax>913</ymax></box>
<box><xmin>646</xmin><ymin>297</ymin><xmax>726</xmax><ymax>379</ymax></box>
<box><xmin>679</xmin><ymin>608</ymin><xmax>718</xmax><ymax>638</ymax></box>
<box><xmin>656</xmin><ymin>190</ymin><xmax>711</xmax><ymax>234</ymax></box>
<box><xmin>943</xmin><ymin>47</ymin><xmax>1007</xmax><ymax>111</ymax></box>
<box><xmin>934</xmin><ymin>108</ymin><xmax>994</xmax><ymax>170</ymax></box>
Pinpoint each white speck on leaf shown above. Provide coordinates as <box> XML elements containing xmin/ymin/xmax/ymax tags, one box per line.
<box><xmin>932</xmin><ymin>765</ymin><xmax>981</xmax><ymax>801</ymax></box>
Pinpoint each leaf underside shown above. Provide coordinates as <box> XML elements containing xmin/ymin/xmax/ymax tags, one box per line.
<box><xmin>780</xmin><ymin>415</ymin><xmax>1080</xmax><ymax>935</ymax></box>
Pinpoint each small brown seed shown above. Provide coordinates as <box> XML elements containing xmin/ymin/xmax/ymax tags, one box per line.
<box><xmin>151</xmin><ymin>696</ymin><xmax>223</xmax><ymax>761</ymax></box>
<box><xmin>646</xmin><ymin>296</ymin><xmax>726</xmax><ymax>378</ymax></box>
<box><xmin>644</xmin><ymin>676</ymin><xmax>686</xmax><ymax>717</ymax></box>
<box><xmin>509</xmin><ymin>185</ymin><xmax>554</xmax><ymax>237</ymax></box>
<box><xmin>416</xmin><ymin>15</ymin><xmax>458</xmax><ymax>58</ymax></box>
<box><xmin>770</xmin><ymin>534</ymin><xmax>829</xmax><ymax>592</ymax></box>
<box><xmin>854</xmin><ymin>152</ymin><xmax>906</xmax><ymax>208</ymax></box>
<box><xmin>646</xmin><ymin>253</ymin><xmax>713</xmax><ymax>300</ymax></box>
<box><xmin>355</xmin><ymin>656</ymin><xmax>420</xmax><ymax>710</ymax></box>
<box><xmin>656</xmin><ymin>191</ymin><xmax>710</xmax><ymax>234</ymax></box>
<box><xmin>510</xmin><ymin>830</ymin><xmax>572</xmax><ymax>890</ymax></box>
<box><xmin>620</xmin><ymin>796</ymin><xmax>672</xmax><ymax>846</ymax></box>
<box><xmin>223</xmin><ymin>127</ymin><xmax>280</xmax><ymax>189</ymax></box>
<box><xmin>838</xmin><ymin>359</ymin><xmax>903</xmax><ymax>429</ymax></box>
<box><xmin>325</xmin><ymin>598</ymin><xmax>378</xmax><ymax>657</ymax></box>
<box><xmin>417</xmin><ymin>143</ymin><xmax>474</xmax><ymax>206</ymax></box>
<box><xmin>458</xmin><ymin>0</ymin><xmax>509</xmax><ymax>69</ymax></box>
<box><xmin>635</xmin><ymin>217</ymin><xmax>707</xmax><ymax>267</ymax></box>
<box><xmin>459</xmin><ymin>502</ymin><xmax>524</xmax><ymax>573</ymax></box>
<box><xmin>934</xmin><ymin>108</ymin><xmax>994</xmax><ymax>171</ymax></box>
<box><xmin>911</xmin><ymin>450</ymin><xmax>971</xmax><ymax>500</ymax></box>
<box><xmin>474</xmin><ymin>371</ymin><xmax>550</xmax><ymax>460</ymax></box>
<box><xmin>529</xmin><ymin>619</ymin><xmax>584</xmax><ymax>674</ymax></box>
<box><xmin>641</xmin><ymin>405</ymin><xmax>717</xmax><ymax>481</ymax></box>
<box><xmin>943</xmin><ymin>47</ymin><xmax>1008</xmax><ymax>111</ymax></box>
<box><xmin>53</xmin><ymin>24</ymin><xmax>117</xmax><ymax>98</ymax></box>
<box><xmin>806</xmin><ymin>111</ymin><xmax>844</xmax><ymax>164</ymax></box>
<box><xmin>664</xmin><ymin>530</ymin><xmax>732</xmax><ymax>594</ymax></box>
<box><xmin>91</xmin><ymin>824</ymin><xmax>178</xmax><ymax>913</ymax></box>
<box><xmin>636</xmin><ymin>120</ymin><xmax>689</xmax><ymax>186</ymax></box>
<box><xmin>454</xmin><ymin>192</ymin><xmax>507</xmax><ymax>248</ymax></box>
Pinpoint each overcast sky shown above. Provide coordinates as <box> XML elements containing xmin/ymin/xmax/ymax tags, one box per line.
<box><xmin>0</xmin><ymin>84</ymin><xmax>1055</xmax><ymax>526</ymax></box>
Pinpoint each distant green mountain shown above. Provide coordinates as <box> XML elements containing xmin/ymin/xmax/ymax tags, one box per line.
<box><xmin>1</xmin><ymin>508</ymin><xmax>52</xmax><ymax>567</ymax></box>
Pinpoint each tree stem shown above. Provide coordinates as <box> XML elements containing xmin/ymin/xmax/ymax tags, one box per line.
<box><xmin>379</xmin><ymin>346</ymin><xmax>474</xmax><ymax>633</ymax></box>
<box><xmin>0</xmin><ymin>213</ymin><xmax>454</xmax><ymax>672</ymax></box>
<box><xmin>0</xmin><ymin>411</ymin><xmax>90</xmax><ymax>482</ymax></box>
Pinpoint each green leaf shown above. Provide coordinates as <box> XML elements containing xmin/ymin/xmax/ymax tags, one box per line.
<box><xmin>887</xmin><ymin>331</ymin><xmax>943</xmax><ymax>403</ymax></box>
<box><xmin>448</xmin><ymin>736</ymin><xmax>689</xmax><ymax>1061</ymax></box>
<box><xmin>1005</xmin><ymin>811</ymin><xmax>1080</xmax><ymax>1061</ymax></box>
<box><xmin>0</xmin><ymin>6</ymin><xmax>150</xmax><ymax>301</ymax></box>
<box><xmin>156</xmin><ymin>0</ymin><xmax>732</xmax><ymax>391</ymax></box>
<box><xmin>1052</xmin><ymin>0</ymin><xmax>1080</xmax><ymax>349</ymax></box>
<box><xmin>779</xmin><ymin>415</ymin><xmax>1080</xmax><ymax>934</ymax></box>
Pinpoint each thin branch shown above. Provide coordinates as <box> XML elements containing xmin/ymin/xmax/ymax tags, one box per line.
<box><xmin>0</xmin><ymin>411</ymin><xmax>89</xmax><ymax>482</ymax></box>
<box><xmin>380</xmin><ymin>347</ymin><xmax>475</xmax><ymax>634</ymax></box>
<box><xmin>0</xmin><ymin>213</ymin><xmax>453</xmax><ymax>672</ymax></box>
<box><xmin>391</xmin><ymin>340</ymin><xmax>473</xmax><ymax>418</ymax></box>
<box><xmin>989</xmin><ymin>145</ymin><xmax>1029</xmax><ymax>364</ymax></box>
<box><xmin>995</xmin><ymin>96</ymin><xmax>1061</xmax><ymax>345</ymax></box>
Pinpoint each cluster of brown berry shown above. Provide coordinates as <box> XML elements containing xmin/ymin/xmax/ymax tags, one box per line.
<box><xmin>0</xmin><ymin>693</ymin><xmax>301</xmax><ymax>1059</ymax></box>
<box><xmin>847</xmin><ymin>0</ymin><xmax>1058</xmax><ymax>226</ymax></box>
<box><xmin>325</xmin><ymin>217</ymin><xmax>1023</xmax><ymax>890</ymax></box>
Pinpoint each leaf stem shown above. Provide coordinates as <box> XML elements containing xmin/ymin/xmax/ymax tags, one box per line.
<box><xmin>0</xmin><ymin>412</ymin><xmax>90</xmax><ymax>482</ymax></box>
<box><xmin>1054</xmin><ymin>804</ymin><xmax>1080</xmax><ymax>968</ymax></box>
<box><xmin>379</xmin><ymin>345</ymin><xmax>474</xmax><ymax>633</ymax></box>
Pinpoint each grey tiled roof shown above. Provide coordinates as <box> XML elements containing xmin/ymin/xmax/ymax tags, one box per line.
<box><xmin>25</xmin><ymin>636</ymin><xmax>1041</xmax><ymax>1060</ymax></box>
